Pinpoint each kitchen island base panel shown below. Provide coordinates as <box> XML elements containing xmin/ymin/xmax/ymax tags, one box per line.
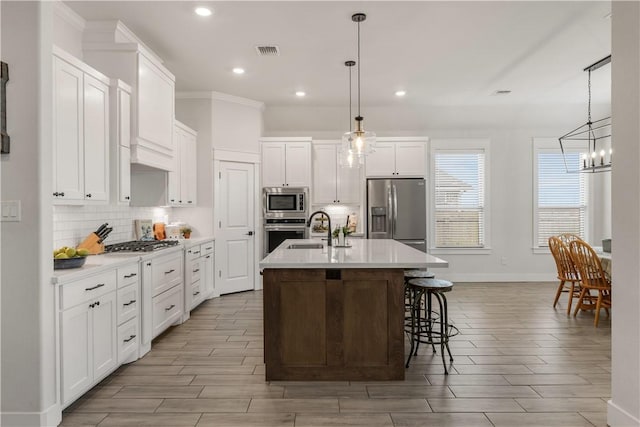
<box><xmin>263</xmin><ymin>268</ymin><xmax>405</xmax><ymax>381</ymax></box>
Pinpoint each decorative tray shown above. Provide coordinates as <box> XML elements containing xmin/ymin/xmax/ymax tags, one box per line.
<box><xmin>54</xmin><ymin>256</ymin><xmax>87</xmax><ymax>270</ymax></box>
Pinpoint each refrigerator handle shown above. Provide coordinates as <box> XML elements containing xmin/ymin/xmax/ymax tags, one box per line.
<box><xmin>392</xmin><ymin>184</ymin><xmax>398</xmax><ymax>237</ymax></box>
<box><xmin>387</xmin><ymin>184</ymin><xmax>394</xmax><ymax>238</ymax></box>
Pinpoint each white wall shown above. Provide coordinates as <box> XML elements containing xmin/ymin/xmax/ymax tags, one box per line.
<box><xmin>609</xmin><ymin>2</ymin><xmax>640</xmax><ymax>425</ymax></box>
<box><xmin>212</xmin><ymin>94</ymin><xmax>264</xmax><ymax>153</ymax></box>
<box><xmin>1</xmin><ymin>2</ymin><xmax>59</xmax><ymax>425</ymax></box>
<box><xmin>52</xmin><ymin>1</ymin><xmax>84</xmax><ymax>59</ymax></box>
<box><xmin>265</xmin><ymin>105</ymin><xmax>611</xmax><ymax>282</ymax></box>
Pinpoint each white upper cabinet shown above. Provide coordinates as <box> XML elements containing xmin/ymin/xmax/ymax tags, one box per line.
<box><xmin>365</xmin><ymin>139</ymin><xmax>427</xmax><ymax>177</ymax></box>
<box><xmin>53</xmin><ymin>48</ymin><xmax>110</xmax><ymax>204</ymax></box>
<box><xmin>83</xmin><ymin>24</ymin><xmax>176</xmax><ymax>171</ymax></box>
<box><xmin>169</xmin><ymin>121</ymin><xmax>197</xmax><ymax>206</ymax></box>
<box><xmin>313</xmin><ymin>142</ymin><xmax>362</xmax><ymax>205</ymax></box>
<box><xmin>110</xmin><ymin>80</ymin><xmax>132</xmax><ymax>204</ymax></box>
<box><xmin>261</xmin><ymin>138</ymin><xmax>312</xmax><ymax>188</ymax></box>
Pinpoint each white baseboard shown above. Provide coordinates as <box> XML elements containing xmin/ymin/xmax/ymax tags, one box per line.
<box><xmin>2</xmin><ymin>403</ymin><xmax>62</xmax><ymax>427</ymax></box>
<box><xmin>608</xmin><ymin>400</ymin><xmax>640</xmax><ymax>426</ymax></box>
<box><xmin>433</xmin><ymin>272</ymin><xmax>556</xmax><ymax>283</ymax></box>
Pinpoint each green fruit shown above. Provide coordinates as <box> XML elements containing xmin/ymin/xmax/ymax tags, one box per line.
<box><xmin>66</xmin><ymin>248</ymin><xmax>77</xmax><ymax>257</ymax></box>
<box><xmin>55</xmin><ymin>253</ymin><xmax>69</xmax><ymax>259</ymax></box>
<box><xmin>76</xmin><ymin>248</ymin><xmax>90</xmax><ymax>257</ymax></box>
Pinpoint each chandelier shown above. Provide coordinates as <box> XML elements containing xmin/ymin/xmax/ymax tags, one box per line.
<box><xmin>559</xmin><ymin>55</ymin><xmax>612</xmax><ymax>173</ymax></box>
<box><xmin>341</xmin><ymin>13</ymin><xmax>375</xmax><ymax>166</ymax></box>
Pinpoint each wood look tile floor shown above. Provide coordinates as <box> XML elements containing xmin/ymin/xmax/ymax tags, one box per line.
<box><xmin>62</xmin><ymin>283</ymin><xmax>611</xmax><ymax>427</ymax></box>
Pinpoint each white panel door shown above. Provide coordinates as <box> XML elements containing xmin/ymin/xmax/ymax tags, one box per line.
<box><xmin>217</xmin><ymin>161</ymin><xmax>255</xmax><ymax>295</ymax></box>
<box><xmin>313</xmin><ymin>144</ymin><xmax>338</xmax><ymax>204</ymax></box>
<box><xmin>395</xmin><ymin>142</ymin><xmax>426</xmax><ymax>177</ymax></box>
<box><xmin>261</xmin><ymin>143</ymin><xmax>286</xmax><ymax>187</ymax></box>
<box><xmin>285</xmin><ymin>142</ymin><xmax>311</xmax><ymax>187</ymax></box>
<box><xmin>83</xmin><ymin>74</ymin><xmax>109</xmax><ymax>201</ymax></box>
<box><xmin>92</xmin><ymin>292</ymin><xmax>117</xmax><ymax>380</ymax></box>
<box><xmin>61</xmin><ymin>303</ymin><xmax>92</xmax><ymax>405</ymax></box>
<box><xmin>365</xmin><ymin>142</ymin><xmax>396</xmax><ymax>177</ymax></box>
<box><xmin>53</xmin><ymin>57</ymin><xmax>84</xmax><ymax>201</ymax></box>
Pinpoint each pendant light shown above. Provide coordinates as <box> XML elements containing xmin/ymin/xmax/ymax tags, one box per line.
<box><xmin>559</xmin><ymin>55</ymin><xmax>612</xmax><ymax>173</ymax></box>
<box><xmin>342</xmin><ymin>13</ymin><xmax>375</xmax><ymax>164</ymax></box>
<box><xmin>339</xmin><ymin>60</ymin><xmax>361</xmax><ymax>168</ymax></box>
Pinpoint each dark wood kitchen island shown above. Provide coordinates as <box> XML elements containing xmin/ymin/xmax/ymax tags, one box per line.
<box><xmin>260</xmin><ymin>239</ymin><xmax>448</xmax><ymax>381</ymax></box>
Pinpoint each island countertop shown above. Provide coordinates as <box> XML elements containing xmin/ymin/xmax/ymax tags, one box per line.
<box><xmin>260</xmin><ymin>238</ymin><xmax>448</xmax><ymax>269</ymax></box>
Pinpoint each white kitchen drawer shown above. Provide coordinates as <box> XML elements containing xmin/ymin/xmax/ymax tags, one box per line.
<box><xmin>61</xmin><ymin>270</ymin><xmax>117</xmax><ymax>310</ymax></box>
<box><xmin>117</xmin><ymin>317</ymin><xmax>138</xmax><ymax>364</ymax></box>
<box><xmin>117</xmin><ymin>283</ymin><xmax>138</xmax><ymax>326</ymax></box>
<box><xmin>190</xmin><ymin>280</ymin><xmax>204</xmax><ymax>310</ymax></box>
<box><xmin>152</xmin><ymin>253</ymin><xmax>183</xmax><ymax>297</ymax></box>
<box><xmin>152</xmin><ymin>284</ymin><xmax>183</xmax><ymax>338</ymax></box>
<box><xmin>117</xmin><ymin>263</ymin><xmax>139</xmax><ymax>289</ymax></box>
<box><xmin>201</xmin><ymin>241</ymin><xmax>214</xmax><ymax>256</ymax></box>
<box><xmin>186</xmin><ymin>245</ymin><xmax>200</xmax><ymax>262</ymax></box>
<box><xmin>189</xmin><ymin>259</ymin><xmax>201</xmax><ymax>283</ymax></box>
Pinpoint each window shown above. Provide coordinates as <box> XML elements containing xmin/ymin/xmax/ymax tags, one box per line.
<box><xmin>432</xmin><ymin>144</ymin><xmax>487</xmax><ymax>249</ymax></box>
<box><xmin>535</xmin><ymin>146</ymin><xmax>587</xmax><ymax>247</ymax></box>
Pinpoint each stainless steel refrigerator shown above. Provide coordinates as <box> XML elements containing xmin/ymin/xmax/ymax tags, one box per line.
<box><xmin>367</xmin><ymin>178</ymin><xmax>427</xmax><ymax>252</ymax></box>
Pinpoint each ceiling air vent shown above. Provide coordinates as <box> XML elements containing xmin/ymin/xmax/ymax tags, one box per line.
<box><xmin>255</xmin><ymin>45</ymin><xmax>280</xmax><ymax>56</ymax></box>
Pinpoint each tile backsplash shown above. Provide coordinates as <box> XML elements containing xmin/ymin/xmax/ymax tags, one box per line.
<box><xmin>53</xmin><ymin>205</ymin><xmax>171</xmax><ymax>248</ymax></box>
<box><xmin>311</xmin><ymin>204</ymin><xmax>363</xmax><ymax>234</ymax></box>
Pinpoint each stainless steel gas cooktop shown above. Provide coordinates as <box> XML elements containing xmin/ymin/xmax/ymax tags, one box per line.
<box><xmin>104</xmin><ymin>240</ymin><xmax>180</xmax><ymax>253</ymax></box>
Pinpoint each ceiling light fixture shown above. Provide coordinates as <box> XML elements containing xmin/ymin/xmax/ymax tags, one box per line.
<box><xmin>295</xmin><ymin>91</ymin><xmax>306</xmax><ymax>97</ymax></box>
<box><xmin>232</xmin><ymin>68</ymin><xmax>245</xmax><ymax>75</ymax></box>
<box><xmin>559</xmin><ymin>55</ymin><xmax>612</xmax><ymax>173</ymax></box>
<box><xmin>395</xmin><ymin>90</ymin><xmax>406</xmax><ymax>97</ymax></box>
<box><xmin>342</xmin><ymin>13</ymin><xmax>376</xmax><ymax>164</ymax></box>
<box><xmin>194</xmin><ymin>7</ymin><xmax>212</xmax><ymax>17</ymax></box>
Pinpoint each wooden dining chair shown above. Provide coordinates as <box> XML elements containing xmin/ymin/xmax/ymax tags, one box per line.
<box><xmin>548</xmin><ymin>236</ymin><xmax>582</xmax><ymax>315</ymax></box>
<box><xmin>568</xmin><ymin>240</ymin><xmax>612</xmax><ymax>327</ymax></box>
<box><xmin>557</xmin><ymin>233</ymin><xmax>583</xmax><ymax>245</ymax></box>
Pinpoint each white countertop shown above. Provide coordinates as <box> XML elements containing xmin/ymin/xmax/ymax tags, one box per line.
<box><xmin>51</xmin><ymin>237</ymin><xmax>215</xmax><ymax>284</ymax></box>
<box><xmin>260</xmin><ymin>239</ymin><xmax>448</xmax><ymax>269</ymax></box>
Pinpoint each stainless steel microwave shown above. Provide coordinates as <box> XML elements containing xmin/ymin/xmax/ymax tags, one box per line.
<box><xmin>263</xmin><ymin>187</ymin><xmax>308</xmax><ymax>218</ymax></box>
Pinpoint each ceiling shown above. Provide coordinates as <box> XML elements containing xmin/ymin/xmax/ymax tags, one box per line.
<box><xmin>67</xmin><ymin>1</ymin><xmax>612</xmax><ymax>108</ymax></box>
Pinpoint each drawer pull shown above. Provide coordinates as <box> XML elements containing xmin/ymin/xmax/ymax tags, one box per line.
<box><xmin>164</xmin><ymin>269</ymin><xmax>175</xmax><ymax>275</ymax></box>
<box><xmin>193</xmin><ymin>251</ymin><xmax>200</xmax><ymax>255</ymax></box>
<box><xmin>123</xmin><ymin>334</ymin><xmax>136</xmax><ymax>343</ymax></box>
<box><xmin>193</xmin><ymin>268</ymin><xmax>200</xmax><ymax>273</ymax></box>
<box><xmin>165</xmin><ymin>304</ymin><xmax>176</xmax><ymax>311</ymax></box>
<box><xmin>193</xmin><ymin>291</ymin><xmax>200</xmax><ymax>296</ymax></box>
<box><xmin>206</xmin><ymin>255</ymin><xmax>211</xmax><ymax>259</ymax></box>
<box><xmin>124</xmin><ymin>273</ymin><xmax>137</xmax><ymax>278</ymax></box>
<box><xmin>205</xmin><ymin>246</ymin><xmax>213</xmax><ymax>251</ymax></box>
<box><xmin>123</xmin><ymin>299</ymin><xmax>136</xmax><ymax>307</ymax></box>
<box><xmin>85</xmin><ymin>283</ymin><xmax>105</xmax><ymax>291</ymax></box>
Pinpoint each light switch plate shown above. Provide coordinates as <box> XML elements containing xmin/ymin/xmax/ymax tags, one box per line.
<box><xmin>1</xmin><ymin>200</ymin><xmax>21</xmax><ymax>222</ymax></box>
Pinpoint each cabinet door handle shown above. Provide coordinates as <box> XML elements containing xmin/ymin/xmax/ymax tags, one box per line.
<box><xmin>146</xmin><ymin>262</ymin><xmax>152</xmax><ymax>267</ymax></box>
<box><xmin>53</xmin><ymin>192</ymin><xmax>59</xmax><ymax>197</ymax></box>
<box><xmin>95</xmin><ymin>301</ymin><xmax>100</xmax><ymax>306</ymax></box>
<box><xmin>165</xmin><ymin>304</ymin><xmax>175</xmax><ymax>311</ymax></box>
<box><xmin>124</xmin><ymin>273</ymin><xmax>137</xmax><ymax>278</ymax></box>
<box><xmin>59</xmin><ymin>192</ymin><xmax>65</xmax><ymax>197</ymax></box>
<box><xmin>188</xmin><ymin>201</ymin><xmax>193</xmax><ymax>204</ymax></box>
<box><xmin>123</xmin><ymin>334</ymin><xmax>136</xmax><ymax>343</ymax></box>
<box><xmin>193</xmin><ymin>291</ymin><xmax>200</xmax><ymax>296</ymax></box>
<box><xmin>89</xmin><ymin>303</ymin><xmax>95</xmax><ymax>308</ymax></box>
<box><xmin>193</xmin><ymin>251</ymin><xmax>200</xmax><ymax>255</ymax></box>
<box><xmin>206</xmin><ymin>255</ymin><xmax>211</xmax><ymax>259</ymax></box>
<box><xmin>85</xmin><ymin>283</ymin><xmax>105</xmax><ymax>291</ymax></box>
<box><xmin>205</xmin><ymin>246</ymin><xmax>212</xmax><ymax>251</ymax></box>
<box><xmin>193</xmin><ymin>269</ymin><xmax>200</xmax><ymax>273</ymax></box>
<box><xmin>86</xmin><ymin>193</ymin><xmax>92</xmax><ymax>198</ymax></box>
<box><xmin>164</xmin><ymin>269</ymin><xmax>175</xmax><ymax>275</ymax></box>
<box><xmin>170</xmin><ymin>199</ymin><xmax>175</xmax><ymax>202</ymax></box>
<box><xmin>125</xmin><ymin>196</ymin><xmax>130</xmax><ymax>200</ymax></box>
<box><xmin>123</xmin><ymin>299</ymin><xmax>136</xmax><ymax>307</ymax></box>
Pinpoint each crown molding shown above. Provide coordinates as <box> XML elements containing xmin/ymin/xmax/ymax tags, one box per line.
<box><xmin>175</xmin><ymin>91</ymin><xmax>215</xmax><ymax>100</ymax></box>
<box><xmin>54</xmin><ymin>1</ymin><xmax>86</xmax><ymax>32</ymax></box>
<box><xmin>212</xmin><ymin>91</ymin><xmax>265</xmax><ymax>111</ymax></box>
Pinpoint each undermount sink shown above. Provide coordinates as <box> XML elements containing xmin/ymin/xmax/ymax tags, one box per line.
<box><xmin>287</xmin><ymin>243</ymin><xmax>324</xmax><ymax>249</ymax></box>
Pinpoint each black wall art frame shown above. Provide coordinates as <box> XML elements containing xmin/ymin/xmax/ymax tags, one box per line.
<box><xmin>1</xmin><ymin>61</ymin><xmax>9</xmax><ymax>154</ymax></box>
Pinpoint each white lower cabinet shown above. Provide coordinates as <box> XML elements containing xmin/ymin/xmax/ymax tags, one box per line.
<box><xmin>61</xmin><ymin>289</ymin><xmax>117</xmax><ymax>407</ymax></box>
<box><xmin>184</xmin><ymin>240</ymin><xmax>215</xmax><ymax>314</ymax></box>
<box><xmin>117</xmin><ymin>317</ymin><xmax>139</xmax><ymax>364</ymax></box>
<box><xmin>152</xmin><ymin>284</ymin><xmax>183</xmax><ymax>338</ymax></box>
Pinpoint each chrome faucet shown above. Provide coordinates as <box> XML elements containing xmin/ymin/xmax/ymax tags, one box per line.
<box><xmin>307</xmin><ymin>210</ymin><xmax>332</xmax><ymax>247</ymax></box>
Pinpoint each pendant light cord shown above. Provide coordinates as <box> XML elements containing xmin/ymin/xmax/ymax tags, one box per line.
<box><xmin>357</xmin><ymin>20</ymin><xmax>361</xmax><ymax>118</ymax></box>
<box><xmin>349</xmin><ymin>64</ymin><xmax>353</xmax><ymax>132</ymax></box>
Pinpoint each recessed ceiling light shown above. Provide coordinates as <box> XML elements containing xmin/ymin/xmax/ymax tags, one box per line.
<box><xmin>194</xmin><ymin>7</ymin><xmax>212</xmax><ymax>17</ymax></box>
<box><xmin>395</xmin><ymin>90</ymin><xmax>406</xmax><ymax>97</ymax></box>
<box><xmin>232</xmin><ymin>68</ymin><xmax>245</xmax><ymax>75</ymax></box>
<box><xmin>295</xmin><ymin>91</ymin><xmax>306</xmax><ymax>97</ymax></box>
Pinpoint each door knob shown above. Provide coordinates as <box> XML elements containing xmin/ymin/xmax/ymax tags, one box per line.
<box><xmin>246</xmin><ymin>231</ymin><xmax>254</xmax><ymax>236</ymax></box>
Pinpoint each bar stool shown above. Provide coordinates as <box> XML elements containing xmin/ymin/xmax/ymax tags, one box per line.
<box><xmin>403</xmin><ymin>270</ymin><xmax>436</xmax><ymax>328</ymax></box>
<box><xmin>405</xmin><ymin>278</ymin><xmax>457</xmax><ymax>374</ymax></box>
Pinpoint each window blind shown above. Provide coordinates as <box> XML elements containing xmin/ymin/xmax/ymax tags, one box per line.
<box><xmin>537</xmin><ymin>151</ymin><xmax>586</xmax><ymax>246</ymax></box>
<box><xmin>434</xmin><ymin>151</ymin><xmax>485</xmax><ymax>248</ymax></box>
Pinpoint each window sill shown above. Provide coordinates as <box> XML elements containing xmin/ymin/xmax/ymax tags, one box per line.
<box><xmin>429</xmin><ymin>247</ymin><xmax>492</xmax><ymax>255</ymax></box>
<box><xmin>532</xmin><ymin>247</ymin><xmax>551</xmax><ymax>254</ymax></box>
